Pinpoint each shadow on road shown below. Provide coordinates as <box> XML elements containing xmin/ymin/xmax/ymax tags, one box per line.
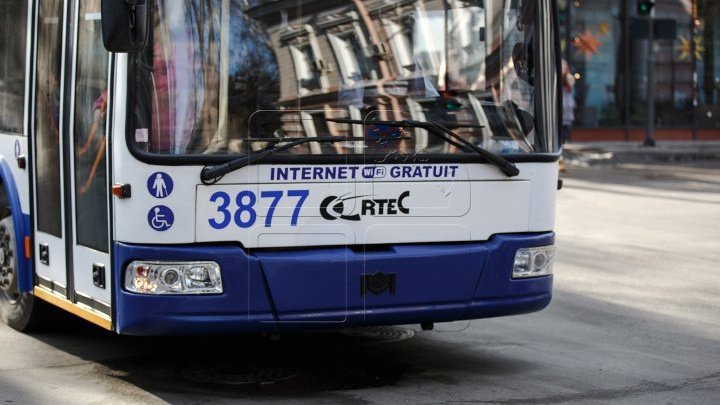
<box><xmin>14</xmin><ymin>282</ymin><xmax>720</xmax><ymax>403</ymax></box>
<box><xmin>24</xmin><ymin>314</ymin><xmax>531</xmax><ymax>400</ymax></box>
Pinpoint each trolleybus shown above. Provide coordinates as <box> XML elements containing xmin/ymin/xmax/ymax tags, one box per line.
<box><xmin>0</xmin><ymin>0</ymin><xmax>560</xmax><ymax>335</ymax></box>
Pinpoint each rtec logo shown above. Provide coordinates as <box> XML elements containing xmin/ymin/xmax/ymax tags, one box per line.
<box><xmin>320</xmin><ymin>191</ymin><xmax>410</xmax><ymax>221</ymax></box>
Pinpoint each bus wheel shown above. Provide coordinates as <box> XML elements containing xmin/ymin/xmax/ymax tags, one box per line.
<box><xmin>0</xmin><ymin>193</ymin><xmax>47</xmax><ymax>332</ymax></box>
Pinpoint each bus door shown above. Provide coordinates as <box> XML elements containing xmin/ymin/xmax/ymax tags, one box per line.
<box><xmin>32</xmin><ymin>0</ymin><xmax>111</xmax><ymax>315</ymax></box>
<box><xmin>32</xmin><ymin>0</ymin><xmax>70</xmax><ymax>297</ymax></box>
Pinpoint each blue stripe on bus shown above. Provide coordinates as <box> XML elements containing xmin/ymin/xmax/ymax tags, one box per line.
<box><xmin>114</xmin><ymin>233</ymin><xmax>553</xmax><ymax>335</ymax></box>
<box><xmin>0</xmin><ymin>157</ymin><xmax>32</xmax><ymax>292</ymax></box>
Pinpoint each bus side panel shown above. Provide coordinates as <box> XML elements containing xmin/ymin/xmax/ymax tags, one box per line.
<box><xmin>0</xmin><ymin>155</ymin><xmax>33</xmax><ymax>292</ymax></box>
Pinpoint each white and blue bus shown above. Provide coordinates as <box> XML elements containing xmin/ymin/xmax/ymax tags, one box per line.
<box><xmin>0</xmin><ymin>0</ymin><xmax>560</xmax><ymax>335</ymax></box>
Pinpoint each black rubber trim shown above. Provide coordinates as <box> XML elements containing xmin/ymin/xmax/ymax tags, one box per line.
<box><xmin>552</xmin><ymin>0</ymin><xmax>563</xmax><ymax>147</ymax></box>
<box><xmin>37</xmin><ymin>277</ymin><xmax>67</xmax><ymax>296</ymax></box>
<box><xmin>28</xmin><ymin>0</ymin><xmax>37</xmax><ymax>289</ymax></box>
<box><xmin>62</xmin><ymin>0</ymin><xmax>76</xmax><ymax>303</ymax></box>
<box><xmin>37</xmin><ymin>279</ymin><xmax>110</xmax><ymax>315</ymax></box>
<box><xmin>107</xmin><ymin>53</ymin><xmax>117</xmax><ymax>330</ymax></box>
<box><xmin>55</xmin><ymin>284</ymin><xmax>67</xmax><ymax>296</ymax></box>
<box><xmin>76</xmin><ymin>293</ymin><xmax>111</xmax><ymax>316</ymax></box>
<box><xmin>37</xmin><ymin>276</ymin><xmax>50</xmax><ymax>289</ymax></box>
<box><xmin>124</xmin><ymin>148</ymin><xmax>561</xmax><ymax>166</ymax></box>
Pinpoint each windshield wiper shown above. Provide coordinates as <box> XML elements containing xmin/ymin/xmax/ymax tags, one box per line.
<box><xmin>326</xmin><ymin>118</ymin><xmax>520</xmax><ymax>177</ymax></box>
<box><xmin>200</xmin><ymin>136</ymin><xmax>375</xmax><ymax>183</ymax></box>
<box><xmin>200</xmin><ymin>119</ymin><xmax>518</xmax><ymax>183</ymax></box>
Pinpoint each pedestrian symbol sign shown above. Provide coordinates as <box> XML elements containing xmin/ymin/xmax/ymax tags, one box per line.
<box><xmin>148</xmin><ymin>206</ymin><xmax>174</xmax><ymax>231</ymax></box>
<box><xmin>147</xmin><ymin>172</ymin><xmax>173</xmax><ymax>198</ymax></box>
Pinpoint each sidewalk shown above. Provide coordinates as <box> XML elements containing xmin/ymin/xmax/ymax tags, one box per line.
<box><xmin>562</xmin><ymin>141</ymin><xmax>720</xmax><ymax>166</ymax></box>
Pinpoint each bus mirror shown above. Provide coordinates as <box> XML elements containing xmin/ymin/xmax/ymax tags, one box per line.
<box><xmin>101</xmin><ymin>0</ymin><xmax>150</xmax><ymax>53</ymax></box>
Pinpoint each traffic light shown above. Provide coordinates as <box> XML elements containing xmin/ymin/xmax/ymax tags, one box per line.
<box><xmin>637</xmin><ymin>0</ymin><xmax>655</xmax><ymax>16</ymax></box>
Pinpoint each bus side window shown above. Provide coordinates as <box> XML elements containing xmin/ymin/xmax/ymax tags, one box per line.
<box><xmin>0</xmin><ymin>0</ymin><xmax>29</xmax><ymax>135</ymax></box>
<box><xmin>73</xmin><ymin>0</ymin><xmax>109</xmax><ymax>252</ymax></box>
<box><xmin>35</xmin><ymin>0</ymin><xmax>65</xmax><ymax>238</ymax></box>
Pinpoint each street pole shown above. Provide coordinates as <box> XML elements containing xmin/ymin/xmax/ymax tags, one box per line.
<box><xmin>644</xmin><ymin>5</ymin><xmax>656</xmax><ymax>147</ymax></box>
<box><xmin>691</xmin><ymin>0</ymin><xmax>699</xmax><ymax>141</ymax></box>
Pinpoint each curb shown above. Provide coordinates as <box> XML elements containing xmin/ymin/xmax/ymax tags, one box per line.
<box><xmin>562</xmin><ymin>142</ymin><xmax>720</xmax><ymax>165</ymax></box>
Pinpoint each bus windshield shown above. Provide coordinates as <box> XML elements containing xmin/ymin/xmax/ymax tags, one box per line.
<box><xmin>131</xmin><ymin>0</ymin><xmax>556</xmax><ymax>158</ymax></box>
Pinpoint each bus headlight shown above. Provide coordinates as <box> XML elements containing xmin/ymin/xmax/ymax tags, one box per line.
<box><xmin>125</xmin><ymin>261</ymin><xmax>223</xmax><ymax>294</ymax></box>
<box><xmin>512</xmin><ymin>246</ymin><xmax>556</xmax><ymax>279</ymax></box>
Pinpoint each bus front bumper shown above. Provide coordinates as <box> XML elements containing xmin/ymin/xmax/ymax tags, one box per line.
<box><xmin>113</xmin><ymin>233</ymin><xmax>554</xmax><ymax>335</ymax></box>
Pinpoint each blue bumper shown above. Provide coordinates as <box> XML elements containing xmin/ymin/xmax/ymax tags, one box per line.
<box><xmin>113</xmin><ymin>233</ymin><xmax>553</xmax><ymax>335</ymax></box>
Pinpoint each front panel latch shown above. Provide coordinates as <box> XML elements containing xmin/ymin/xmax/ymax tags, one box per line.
<box><xmin>360</xmin><ymin>272</ymin><xmax>397</xmax><ymax>297</ymax></box>
<box><xmin>39</xmin><ymin>243</ymin><xmax>49</xmax><ymax>265</ymax></box>
<box><xmin>93</xmin><ymin>263</ymin><xmax>106</xmax><ymax>289</ymax></box>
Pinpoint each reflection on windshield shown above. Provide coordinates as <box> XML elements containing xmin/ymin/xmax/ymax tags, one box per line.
<box><xmin>133</xmin><ymin>0</ymin><xmax>545</xmax><ymax>157</ymax></box>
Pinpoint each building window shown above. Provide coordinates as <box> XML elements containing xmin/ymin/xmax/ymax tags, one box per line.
<box><xmin>383</xmin><ymin>18</ymin><xmax>414</xmax><ymax>76</ymax></box>
<box><xmin>329</xmin><ymin>31</ymin><xmax>375</xmax><ymax>83</ymax></box>
<box><xmin>290</xmin><ymin>43</ymin><xmax>322</xmax><ymax>94</ymax></box>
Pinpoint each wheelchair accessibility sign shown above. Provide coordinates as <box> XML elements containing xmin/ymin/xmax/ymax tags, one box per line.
<box><xmin>148</xmin><ymin>205</ymin><xmax>174</xmax><ymax>231</ymax></box>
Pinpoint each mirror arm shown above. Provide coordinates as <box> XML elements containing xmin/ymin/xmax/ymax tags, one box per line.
<box><xmin>129</xmin><ymin>7</ymin><xmax>136</xmax><ymax>29</ymax></box>
<box><xmin>102</xmin><ymin>0</ymin><xmax>149</xmax><ymax>53</ymax></box>
<box><xmin>126</xmin><ymin>0</ymin><xmax>142</xmax><ymax>29</ymax></box>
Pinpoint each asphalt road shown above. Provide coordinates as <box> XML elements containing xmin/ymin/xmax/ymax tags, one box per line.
<box><xmin>1</xmin><ymin>162</ymin><xmax>719</xmax><ymax>404</ymax></box>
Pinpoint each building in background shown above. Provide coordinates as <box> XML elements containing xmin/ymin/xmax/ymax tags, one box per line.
<box><xmin>561</xmin><ymin>0</ymin><xmax>720</xmax><ymax>141</ymax></box>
